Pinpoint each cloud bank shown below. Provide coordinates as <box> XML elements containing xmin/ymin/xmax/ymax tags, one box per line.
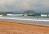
<box><xmin>0</xmin><ymin>0</ymin><xmax>49</xmax><ymax>13</ymax></box>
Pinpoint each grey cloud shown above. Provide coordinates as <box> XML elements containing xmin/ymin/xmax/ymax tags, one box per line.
<box><xmin>0</xmin><ymin>0</ymin><xmax>49</xmax><ymax>13</ymax></box>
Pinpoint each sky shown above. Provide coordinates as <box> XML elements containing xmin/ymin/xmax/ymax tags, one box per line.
<box><xmin>0</xmin><ymin>0</ymin><xmax>49</xmax><ymax>13</ymax></box>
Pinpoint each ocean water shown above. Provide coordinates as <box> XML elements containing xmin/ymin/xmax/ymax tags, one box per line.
<box><xmin>0</xmin><ymin>16</ymin><xmax>49</xmax><ymax>26</ymax></box>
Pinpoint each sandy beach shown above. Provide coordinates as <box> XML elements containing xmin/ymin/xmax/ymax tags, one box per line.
<box><xmin>0</xmin><ymin>19</ymin><xmax>49</xmax><ymax>34</ymax></box>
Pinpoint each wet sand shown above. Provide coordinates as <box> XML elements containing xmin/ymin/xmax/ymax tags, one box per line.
<box><xmin>0</xmin><ymin>19</ymin><xmax>49</xmax><ymax>34</ymax></box>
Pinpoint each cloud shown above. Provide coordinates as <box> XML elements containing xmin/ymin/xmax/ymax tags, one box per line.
<box><xmin>16</xmin><ymin>0</ymin><xmax>39</xmax><ymax>9</ymax></box>
<box><xmin>0</xmin><ymin>0</ymin><xmax>16</xmax><ymax>11</ymax></box>
<box><xmin>0</xmin><ymin>0</ymin><xmax>49</xmax><ymax>12</ymax></box>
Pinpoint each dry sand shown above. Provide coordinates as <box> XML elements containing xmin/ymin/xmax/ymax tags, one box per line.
<box><xmin>0</xmin><ymin>20</ymin><xmax>49</xmax><ymax>34</ymax></box>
